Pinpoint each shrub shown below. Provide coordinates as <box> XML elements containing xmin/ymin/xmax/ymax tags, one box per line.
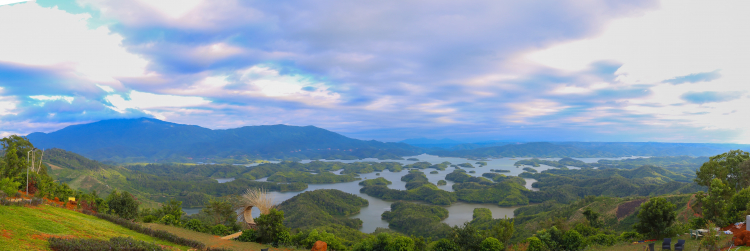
<box><xmin>480</xmin><ymin>237</ymin><xmax>504</xmax><ymax>251</ymax></box>
<box><xmin>561</xmin><ymin>230</ymin><xmax>584</xmax><ymax>251</ymax></box>
<box><xmin>619</xmin><ymin>231</ymin><xmax>641</xmax><ymax>242</ymax></box>
<box><xmin>185</xmin><ymin>219</ymin><xmax>206</xmax><ymax>233</ymax></box>
<box><xmin>526</xmin><ymin>237</ymin><xmax>545</xmax><ymax>251</ymax></box>
<box><xmin>142</xmin><ymin>215</ymin><xmax>158</xmax><ymax>223</ymax></box>
<box><xmin>83</xmin><ymin>211</ymin><xmax>206</xmax><ymax>249</ymax></box>
<box><xmin>237</xmin><ymin>229</ymin><xmax>257</xmax><ymax>242</ymax></box>
<box><xmin>106</xmin><ymin>190</ymin><xmax>140</xmax><ymax>220</ymax></box>
<box><xmin>211</xmin><ymin>224</ymin><xmax>230</xmax><ymax>236</ymax></box>
<box><xmin>48</xmin><ymin>236</ymin><xmax>165</xmax><ymax>251</ymax></box>
<box><xmin>0</xmin><ymin>178</ymin><xmax>20</xmax><ymax>196</ymax></box>
<box><xmin>585</xmin><ymin>233</ymin><xmax>618</xmax><ymax>247</ymax></box>
<box><xmin>432</xmin><ymin>238</ymin><xmax>460</xmax><ymax>251</ymax></box>
<box><xmin>159</xmin><ymin>214</ymin><xmax>181</xmax><ymax>226</ymax></box>
<box><xmin>294</xmin><ymin>229</ymin><xmax>346</xmax><ymax>251</ymax></box>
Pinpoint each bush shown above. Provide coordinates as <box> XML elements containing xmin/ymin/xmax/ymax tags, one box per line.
<box><xmin>106</xmin><ymin>190</ymin><xmax>140</xmax><ymax>220</ymax></box>
<box><xmin>83</xmin><ymin>211</ymin><xmax>206</xmax><ymax>249</ymax></box>
<box><xmin>0</xmin><ymin>178</ymin><xmax>20</xmax><ymax>196</ymax></box>
<box><xmin>211</xmin><ymin>224</ymin><xmax>230</xmax><ymax>236</ymax></box>
<box><xmin>294</xmin><ymin>229</ymin><xmax>346</xmax><ymax>251</ymax></box>
<box><xmin>561</xmin><ymin>230</ymin><xmax>584</xmax><ymax>251</ymax></box>
<box><xmin>185</xmin><ymin>219</ymin><xmax>207</xmax><ymax>233</ymax></box>
<box><xmin>526</xmin><ymin>237</ymin><xmax>545</xmax><ymax>251</ymax></box>
<box><xmin>480</xmin><ymin>237</ymin><xmax>504</xmax><ymax>251</ymax></box>
<box><xmin>585</xmin><ymin>233</ymin><xmax>618</xmax><ymax>247</ymax></box>
<box><xmin>619</xmin><ymin>231</ymin><xmax>641</xmax><ymax>242</ymax></box>
<box><xmin>48</xmin><ymin>236</ymin><xmax>165</xmax><ymax>251</ymax></box>
<box><xmin>432</xmin><ymin>238</ymin><xmax>460</xmax><ymax>251</ymax></box>
<box><xmin>159</xmin><ymin>214</ymin><xmax>181</xmax><ymax>226</ymax></box>
<box><xmin>237</xmin><ymin>229</ymin><xmax>257</xmax><ymax>242</ymax></box>
<box><xmin>142</xmin><ymin>215</ymin><xmax>158</xmax><ymax>223</ymax></box>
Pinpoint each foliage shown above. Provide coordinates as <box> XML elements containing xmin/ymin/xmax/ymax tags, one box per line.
<box><xmin>85</xmin><ymin>210</ymin><xmax>207</xmax><ymax>249</ymax></box>
<box><xmin>48</xmin><ymin>236</ymin><xmax>165</xmax><ymax>251</ymax></box>
<box><xmin>582</xmin><ymin>207</ymin><xmax>602</xmax><ymax>228</ymax></box>
<box><xmin>449</xmin><ymin>222</ymin><xmax>484</xmax><ymax>251</ymax></box>
<box><xmin>278</xmin><ymin>189</ymin><xmax>368</xmax><ymax>231</ymax></box>
<box><xmin>381</xmin><ymin>201</ymin><xmax>451</xmax><ymax>239</ymax></box>
<box><xmin>350</xmin><ymin>232</ymin><xmax>419</xmax><ymax>251</ymax></box>
<box><xmin>585</xmin><ymin>233</ymin><xmax>618</xmax><ymax>247</ymax></box>
<box><xmin>633</xmin><ymin>197</ymin><xmax>677</xmax><ymax>239</ymax></box>
<box><xmin>255</xmin><ymin>208</ymin><xmax>291</xmax><ymax>246</ymax></box>
<box><xmin>525</xmin><ymin>237</ymin><xmax>545</xmax><ymax>251</ymax></box>
<box><xmin>696</xmin><ymin>178</ymin><xmax>733</xmax><ymax>226</ymax></box>
<box><xmin>699</xmin><ymin>221</ymin><xmax>721</xmax><ymax>251</ymax></box>
<box><xmin>201</xmin><ymin>198</ymin><xmax>238</xmax><ymax>226</ymax></box>
<box><xmin>695</xmin><ymin>150</ymin><xmax>750</xmax><ymax>192</ymax></box>
<box><xmin>0</xmin><ymin>177</ymin><xmax>20</xmax><ymax>196</ymax></box>
<box><xmin>185</xmin><ymin>219</ymin><xmax>207</xmax><ymax>233</ymax></box>
<box><xmin>292</xmin><ymin>229</ymin><xmax>347</xmax><ymax>251</ymax></box>
<box><xmin>432</xmin><ymin>239</ymin><xmax>460</xmax><ymax>251</ymax></box>
<box><xmin>268</xmin><ymin>171</ymin><xmax>356</xmax><ymax>184</ymax></box>
<box><xmin>561</xmin><ymin>230</ymin><xmax>584</xmax><ymax>251</ymax></box>
<box><xmin>360</xmin><ymin>177</ymin><xmax>392</xmax><ymax>186</ymax></box>
<box><xmin>106</xmin><ymin>190</ymin><xmax>140</xmax><ymax>220</ymax></box>
<box><xmin>437</xmin><ymin>180</ymin><xmax>447</xmax><ymax>186</ymax></box>
<box><xmin>237</xmin><ymin>229</ymin><xmax>257</xmax><ymax>242</ymax></box>
<box><xmin>479</xmin><ymin>237</ymin><xmax>504</xmax><ymax>251</ymax></box>
<box><xmin>361</xmin><ymin>183</ymin><xmax>456</xmax><ymax>205</ymax></box>
<box><xmin>211</xmin><ymin>224</ymin><xmax>230</xmax><ymax>236</ymax></box>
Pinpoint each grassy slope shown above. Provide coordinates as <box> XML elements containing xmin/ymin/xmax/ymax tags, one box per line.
<box><xmin>0</xmin><ymin>205</ymin><xmax>188</xmax><ymax>251</ymax></box>
<box><xmin>144</xmin><ymin>223</ymin><xmax>306</xmax><ymax>251</ymax></box>
<box><xmin>47</xmin><ymin>165</ymin><xmax>161</xmax><ymax>208</ymax></box>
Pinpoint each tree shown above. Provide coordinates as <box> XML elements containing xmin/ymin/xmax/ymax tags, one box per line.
<box><xmin>489</xmin><ymin>217</ymin><xmax>514</xmax><ymax>245</ymax></box>
<box><xmin>479</xmin><ymin>237</ymin><xmax>504</xmax><ymax>251</ymax></box>
<box><xmin>202</xmin><ymin>198</ymin><xmax>237</xmax><ymax>226</ymax></box>
<box><xmin>633</xmin><ymin>197</ymin><xmax>677</xmax><ymax>239</ymax></box>
<box><xmin>727</xmin><ymin>186</ymin><xmax>750</xmax><ymax>223</ymax></box>
<box><xmin>583</xmin><ymin>207</ymin><xmax>602</xmax><ymax>228</ymax></box>
<box><xmin>1</xmin><ymin>142</ymin><xmax>25</xmax><ymax>180</ymax></box>
<box><xmin>695</xmin><ymin>150</ymin><xmax>750</xmax><ymax>192</ymax></box>
<box><xmin>561</xmin><ymin>230</ymin><xmax>584</xmax><ymax>251</ymax></box>
<box><xmin>156</xmin><ymin>199</ymin><xmax>184</xmax><ymax>222</ymax></box>
<box><xmin>255</xmin><ymin>208</ymin><xmax>290</xmax><ymax>246</ymax></box>
<box><xmin>450</xmin><ymin>222</ymin><xmax>484</xmax><ymax>251</ymax></box>
<box><xmin>106</xmin><ymin>190</ymin><xmax>140</xmax><ymax>220</ymax></box>
<box><xmin>696</xmin><ymin>178</ymin><xmax>734</xmax><ymax>226</ymax></box>
<box><xmin>432</xmin><ymin>239</ymin><xmax>460</xmax><ymax>251</ymax></box>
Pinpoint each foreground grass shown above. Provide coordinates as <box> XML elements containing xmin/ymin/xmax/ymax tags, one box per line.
<box><xmin>0</xmin><ymin>205</ymin><xmax>189</xmax><ymax>251</ymax></box>
<box><xmin>145</xmin><ymin>223</ymin><xmax>306</xmax><ymax>251</ymax></box>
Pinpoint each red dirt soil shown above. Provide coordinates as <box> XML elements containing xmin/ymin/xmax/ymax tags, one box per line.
<box><xmin>616</xmin><ymin>199</ymin><xmax>647</xmax><ymax>219</ymax></box>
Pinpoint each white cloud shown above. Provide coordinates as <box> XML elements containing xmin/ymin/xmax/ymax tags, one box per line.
<box><xmin>0</xmin><ymin>88</ymin><xmax>17</xmax><ymax>116</ymax></box>
<box><xmin>237</xmin><ymin>66</ymin><xmax>341</xmax><ymax>105</ymax></box>
<box><xmin>135</xmin><ymin>0</ymin><xmax>203</xmax><ymax>19</ymax></box>
<box><xmin>0</xmin><ymin>0</ymin><xmax>27</xmax><ymax>6</ymax></box>
<box><xmin>96</xmin><ymin>84</ymin><xmax>115</xmax><ymax>93</ymax></box>
<box><xmin>29</xmin><ymin>95</ymin><xmax>75</xmax><ymax>104</ymax></box>
<box><xmin>525</xmin><ymin>0</ymin><xmax>750</xmax><ymax>142</ymax></box>
<box><xmin>105</xmin><ymin>91</ymin><xmax>210</xmax><ymax>113</ymax></box>
<box><xmin>0</xmin><ymin>2</ymin><xmax>149</xmax><ymax>83</ymax></box>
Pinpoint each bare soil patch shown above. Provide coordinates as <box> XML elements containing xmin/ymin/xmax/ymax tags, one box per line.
<box><xmin>616</xmin><ymin>199</ymin><xmax>647</xmax><ymax>219</ymax></box>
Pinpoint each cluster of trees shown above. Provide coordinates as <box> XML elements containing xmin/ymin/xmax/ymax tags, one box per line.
<box><xmin>692</xmin><ymin>150</ymin><xmax>750</xmax><ymax>227</ymax></box>
<box><xmin>267</xmin><ymin>171</ymin><xmax>357</xmax><ymax>184</ymax></box>
<box><xmin>359</xmin><ymin>177</ymin><xmax>392</xmax><ymax>186</ymax></box>
<box><xmin>361</xmin><ymin>171</ymin><xmax>456</xmax><ymax>205</ymax></box>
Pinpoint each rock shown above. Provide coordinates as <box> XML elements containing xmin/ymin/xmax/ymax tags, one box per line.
<box><xmin>311</xmin><ymin>240</ymin><xmax>327</xmax><ymax>251</ymax></box>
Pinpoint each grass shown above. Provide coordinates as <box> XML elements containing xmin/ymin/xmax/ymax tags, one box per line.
<box><xmin>144</xmin><ymin>223</ymin><xmax>306</xmax><ymax>251</ymax></box>
<box><xmin>0</xmin><ymin>205</ymin><xmax>190</xmax><ymax>251</ymax></box>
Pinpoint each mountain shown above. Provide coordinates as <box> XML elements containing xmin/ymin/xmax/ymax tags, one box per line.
<box><xmin>27</xmin><ymin>118</ymin><xmax>419</xmax><ymax>162</ymax></box>
<box><xmin>430</xmin><ymin>141</ymin><xmax>750</xmax><ymax>158</ymax></box>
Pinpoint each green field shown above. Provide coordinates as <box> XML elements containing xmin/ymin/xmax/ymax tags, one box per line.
<box><xmin>0</xmin><ymin>205</ymin><xmax>188</xmax><ymax>251</ymax></box>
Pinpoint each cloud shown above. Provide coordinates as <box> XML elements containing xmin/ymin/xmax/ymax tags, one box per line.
<box><xmin>664</xmin><ymin>70</ymin><xmax>722</xmax><ymax>84</ymax></box>
<box><xmin>0</xmin><ymin>1</ymin><xmax>148</xmax><ymax>83</ymax></box>
<box><xmin>681</xmin><ymin>91</ymin><xmax>743</xmax><ymax>104</ymax></box>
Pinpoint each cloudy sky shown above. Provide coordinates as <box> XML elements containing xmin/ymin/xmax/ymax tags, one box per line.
<box><xmin>0</xmin><ymin>0</ymin><xmax>748</xmax><ymax>143</ymax></box>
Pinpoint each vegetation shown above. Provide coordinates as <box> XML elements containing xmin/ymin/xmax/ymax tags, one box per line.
<box><xmin>632</xmin><ymin>197</ymin><xmax>677</xmax><ymax>238</ymax></box>
<box><xmin>381</xmin><ymin>202</ymin><xmax>451</xmax><ymax>238</ymax></box>
<box><xmin>277</xmin><ymin>189</ymin><xmax>368</xmax><ymax>243</ymax></box>
<box><xmin>48</xmin><ymin>236</ymin><xmax>166</xmax><ymax>251</ymax></box>
<box><xmin>359</xmin><ymin>177</ymin><xmax>392</xmax><ymax>186</ymax></box>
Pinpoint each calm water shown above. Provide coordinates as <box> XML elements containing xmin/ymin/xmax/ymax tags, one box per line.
<box><xmin>187</xmin><ymin>154</ymin><xmax>642</xmax><ymax>233</ymax></box>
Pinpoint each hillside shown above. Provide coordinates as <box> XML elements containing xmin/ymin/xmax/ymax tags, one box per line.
<box><xmin>27</xmin><ymin>118</ymin><xmax>419</xmax><ymax>163</ymax></box>
<box><xmin>0</xmin><ymin>205</ymin><xmax>188</xmax><ymax>250</ymax></box>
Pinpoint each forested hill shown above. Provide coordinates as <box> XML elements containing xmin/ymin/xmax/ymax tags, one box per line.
<box><xmin>430</xmin><ymin>142</ymin><xmax>750</xmax><ymax>158</ymax></box>
<box><xmin>27</xmin><ymin>118</ymin><xmax>419</xmax><ymax>163</ymax></box>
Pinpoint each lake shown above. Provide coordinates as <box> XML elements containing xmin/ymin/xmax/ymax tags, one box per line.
<box><xmin>189</xmin><ymin>154</ymin><xmax>643</xmax><ymax>233</ymax></box>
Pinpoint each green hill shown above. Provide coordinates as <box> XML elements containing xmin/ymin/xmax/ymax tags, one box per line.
<box><xmin>0</xmin><ymin>204</ymin><xmax>188</xmax><ymax>250</ymax></box>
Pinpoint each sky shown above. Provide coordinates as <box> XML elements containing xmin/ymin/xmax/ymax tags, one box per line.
<box><xmin>0</xmin><ymin>0</ymin><xmax>748</xmax><ymax>143</ymax></box>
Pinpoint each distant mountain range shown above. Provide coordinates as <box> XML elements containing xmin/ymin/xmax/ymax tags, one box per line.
<box><xmin>27</xmin><ymin>118</ymin><xmax>419</xmax><ymax>163</ymax></box>
<box><xmin>429</xmin><ymin>142</ymin><xmax>750</xmax><ymax>158</ymax></box>
<box><xmin>25</xmin><ymin>118</ymin><xmax>750</xmax><ymax>163</ymax></box>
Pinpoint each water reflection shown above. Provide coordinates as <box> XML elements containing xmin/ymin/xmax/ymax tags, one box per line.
<box><xmin>185</xmin><ymin>154</ymin><xmax>643</xmax><ymax>233</ymax></box>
